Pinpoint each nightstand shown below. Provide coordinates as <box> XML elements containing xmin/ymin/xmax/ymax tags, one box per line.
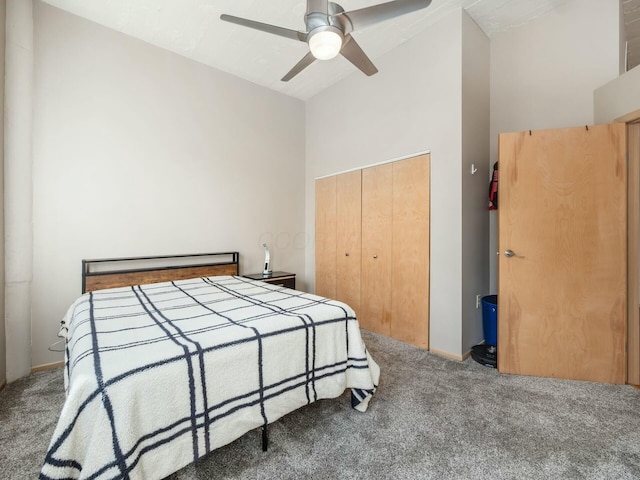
<box><xmin>243</xmin><ymin>271</ymin><xmax>296</xmax><ymax>290</ymax></box>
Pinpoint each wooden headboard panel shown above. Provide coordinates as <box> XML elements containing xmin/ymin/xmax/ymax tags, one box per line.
<box><xmin>82</xmin><ymin>252</ymin><xmax>239</xmax><ymax>293</ymax></box>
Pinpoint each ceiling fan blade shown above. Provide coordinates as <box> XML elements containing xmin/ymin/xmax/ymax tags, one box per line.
<box><xmin>340</xmin><ymin>35</ymin><xmax>378</xmax><ymax>76</ymax></box>
<box><xmin>220</xmin><ymin>14</ymin><xmax>307</xmax><ymax>42</ymax></box>
<box><xmin>340</xmin><ymin>0</ymin><xmax>432</xmax><ymax>32</ymax></box>
<box><xmin>281</xmin><ymin>51</ymin><xmax>317</xmax><ymax>82</ymax></box>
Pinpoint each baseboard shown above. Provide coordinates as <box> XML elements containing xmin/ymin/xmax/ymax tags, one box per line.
<box><xmin>0</xmin><ymin>378</ymin><xmax>6</xmax><ymax>392</ymax></box>
<box><xmin>633</xmin><ymin>384</ymin><xmax>640</xmax><ymax>391</ymax></box>
<box><xmin>430</xmin><ymin>347</ymin><xmax>471</xmax><ymax>362</ymax></box>
<box><xmin>31</xmin><ymin>361</ymin><xmax>64</xmax><ymax>374</ymax></box>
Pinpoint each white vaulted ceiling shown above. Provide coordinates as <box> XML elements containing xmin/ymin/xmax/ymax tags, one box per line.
<box><xmin>40</xmin><ymin>0</ymin><xmax>629</xmax><ymax>100</ymax></box>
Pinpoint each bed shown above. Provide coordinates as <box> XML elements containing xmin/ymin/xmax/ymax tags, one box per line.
<box><xmin>40</xmin><ymin>253</ymin><xmax>380</xmax><ymax>480</ymax></box>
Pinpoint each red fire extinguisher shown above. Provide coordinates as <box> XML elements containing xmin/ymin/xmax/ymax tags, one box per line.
<box><xmin>489</xmin><ymin>162</ymin><xmax>498</xmax><ymax>210</ymax></box>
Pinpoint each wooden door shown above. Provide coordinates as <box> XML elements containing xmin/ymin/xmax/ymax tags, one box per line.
<box><xmin>628</xmin><ymin>121</ymin><xmax>640</xmax><ymax>385</ymax></box>
<box><xmin>315</xmin><ymin>175</ymin><xmax>337</xmax><ymax>298</ymax></box>
<box><xmin>361</xmin><ymin>163</ymin><xmax>393</xmax><ymax>335</ymax></box>
<box><xmin>392</xmin><ymin>154</ymin><xmax>430</xmax><ymax>348</ymax></box>
<box><xmin>335</xmin><ymin>170</ymin><xmax>362</xmax><ymax>316</ymax></box>
<box><xmin>498</xmin><ymin>124</ymin><xmax>627</xmax><ymax>383</ymax></box>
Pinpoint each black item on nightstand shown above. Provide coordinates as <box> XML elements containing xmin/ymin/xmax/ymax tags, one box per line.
<box><xmin>243</xmin><ymin>271</ymin><xmax>296</xmax><ymax>290</ymax></box>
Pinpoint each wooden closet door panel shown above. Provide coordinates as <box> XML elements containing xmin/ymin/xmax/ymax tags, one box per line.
<box><xmin>392</xmin><ymin>154</ymin><xmax>430</xmax><ymax>348</ymax></box>
<box><xmin>498</xmin><ymin>124</ymin><xmax>626</xmax><ymax>383</ymax></box>
<box><xmin>361</xmin><ymin>163</ymin><xmax>393</xmax><ymax>335</ymax></box>
<box><xmin>315</xmin><ymin>176</ymin><xmax>337</xmax><ymax>299</ymax></box>
<box><xmin>336</xmin><ymin>170</ymin><xmax>362</xmax><ymax>315</ymax></box>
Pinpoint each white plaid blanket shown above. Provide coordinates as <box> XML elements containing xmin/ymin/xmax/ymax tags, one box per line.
<box><xmin>40</xmin><ymin>276</ymin><xmax>379</xmax><ymax>480</ymax></box>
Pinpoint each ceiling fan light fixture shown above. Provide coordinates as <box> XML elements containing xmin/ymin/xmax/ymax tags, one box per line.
<box><xmin>308</xmin><ymin>28</ymin><xmax>343</xmax><ymax>60</ymax></box>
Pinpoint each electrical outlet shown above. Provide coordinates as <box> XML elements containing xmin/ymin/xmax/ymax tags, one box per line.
<box><xmin>475</xmin><ymin>294</ymin><xmax>481</xmax><ymax>309</ymax></box>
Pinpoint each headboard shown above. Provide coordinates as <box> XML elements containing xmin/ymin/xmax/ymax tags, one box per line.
<box><xmin>82</xmin><ymin>252</ymin><xmax>239</xmax><ymax>293</ymax></box>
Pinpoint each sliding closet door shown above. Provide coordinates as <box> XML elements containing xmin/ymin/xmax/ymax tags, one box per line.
<box><xmin>360</xmin><ymin>163</ymin><xmax>393</xmax><ymax>335</ymax></box>
<box><xmin>498</xmin><ymin>124</ymin><xmax>627</xmax><ymax>383</ymax></box>
<box><xmin>315</xmin><ymin>175</ymin><xmax>337</xmax><ymax>298</ymax></box>
<box><xmin>392</xmin><ymin>154</ymin><xmax>430</xmax><ymax>348</ymax></box>
<box><xmin>335</xmin><ymin>170</ymin><xmax>362</xmax><ymax>316</ymax></box>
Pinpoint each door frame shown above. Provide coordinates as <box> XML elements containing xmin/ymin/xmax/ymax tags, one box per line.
<box><xmin>618</xmin><ymin>108</ymin><xmax>640</xmax><ymax>385</ymax></box>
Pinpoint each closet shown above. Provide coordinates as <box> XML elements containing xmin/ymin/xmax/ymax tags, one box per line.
<box><xmin>315</xmin><ymin>153</ymin><xmax>430</xmax><ymax>348</ymax></box>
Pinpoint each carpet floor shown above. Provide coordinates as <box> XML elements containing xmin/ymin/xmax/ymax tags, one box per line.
<box><xmin>1</xmin><ymin>330</ymin><xmax>639</xmax><ymax>479</ymax></box>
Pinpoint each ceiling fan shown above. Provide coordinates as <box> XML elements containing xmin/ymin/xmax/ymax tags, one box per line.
<box><xmin>220</xmin><ymin>0</ymin><xmax>433</xmax><ymax>82</ymax></box>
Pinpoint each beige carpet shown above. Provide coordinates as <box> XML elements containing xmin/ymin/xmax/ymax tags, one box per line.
<box><xmin>2</xmin><ymin>330</ymin><xmax>640</xmax><ymax>479</ymax></box>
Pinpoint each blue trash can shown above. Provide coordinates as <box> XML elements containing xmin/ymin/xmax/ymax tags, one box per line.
<box><xmin>481</xmin><ymin>295</ymin><xmax>497</xmax><ymax>347</ymax></box>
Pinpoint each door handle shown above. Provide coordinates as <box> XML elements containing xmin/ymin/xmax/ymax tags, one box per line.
<box><xmin>504</xmin><ymin>249</ymin><xmax>524</xmax><ymax>258</ymax></box>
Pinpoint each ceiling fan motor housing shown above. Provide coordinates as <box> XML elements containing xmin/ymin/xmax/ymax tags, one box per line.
<box><xmin>305</xmin><ymin>1</ymin><xmax>351</xmax><ymax>35</ymax></box>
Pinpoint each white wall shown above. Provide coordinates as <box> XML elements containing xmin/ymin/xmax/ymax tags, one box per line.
<box><xmin>461</xmin><ymin>13</ymin><xmax>490</xmax><ymax>352</ymax></box>
<box><xmin>31</xmin><ymin>2</ymin><xmax>305</xmax><ymax>367</ymax></box>
<box><xmin>306</xmin><ymin>10</ymin><xmax>472</xmax><ymax>357</ymax></box>
<box><xmin>488</xmin><ymin>0</ymin><xmax>620</xmax><ymax>292</ymax></box>
<box><xmin>594</xmin><ymin>65</ymin><xmax>640</xmax><ymax>123</ymax></box>
<box><xmin>21</xmin><ymin>0</ymin><xmax>624</xmax><ymax>370</ymax></box>
<box><xmin>5</xmin><ymin>0</ymin><xmax>33</xmax><ymax>382</ymax></box>
<box><xmin>0</xmin><ymin>0</ymin><xmax>6</xmax><ymax>386</ymax></box>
